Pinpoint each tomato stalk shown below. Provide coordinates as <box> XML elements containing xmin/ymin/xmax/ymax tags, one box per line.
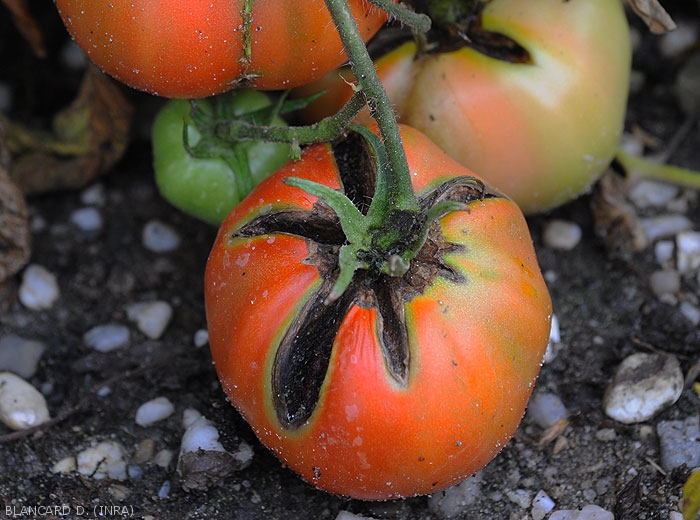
<box><xmin>615</xmin><ymin>148</ymin><xmax>700</xmax><ymax>189</ymax></box>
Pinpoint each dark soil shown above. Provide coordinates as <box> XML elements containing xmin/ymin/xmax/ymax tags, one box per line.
<box><xmin>0</xmin><ymin>2</ymin><xmax>698</xmax><ymax>520</ymax></box>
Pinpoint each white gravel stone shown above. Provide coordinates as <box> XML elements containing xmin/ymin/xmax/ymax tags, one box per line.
<box><xmin>0</xmin><ymin>372</ymin><xmax>50</xmax><ymax>430</ymax></box>
<box><xmin>527</xmin><ymin>392</ymin><xmax>568</xmax><ymax>429</ymax></box>
<box><xmin>51</xmin><ymin>456</ymin><xmax>77</xmax><ymax>474</ymax></box>
<box><xmin>641</xmin><ymin>215</ymin><xmax>693</xmax><ymax>242</ymax></box>
<box><xmin>680</xmin><ymin>301</ymin><xmax>700</xmax><ymax>326</ymax></box>
<box><xmin>336</xmin><ymin>513</ymin><xmax>378</xmax><ymax>520</ymax></box>
<box><xmin>232</xmin><ymin>440</ymin><xmax>254</xmax><ymax>467</ymax></box>
<box><xmin>656</xmin><ymin>415</ymin><xmax>700</xmax><ymax>471</ymax></box>
<box><xmin>180</xmin><ymin>412</ymin><xmax>226</xmax><ymax>454</ymax></box>
<box><xmin>649</xmin><ymin>270</ymin><xmax>681</xmax><ymax>298</ymax></box>
<box><xmin>19</xmin><ymin>264</ymin><xmax>60</xmax><ymax>310</ymax></box>
<box><xmin>654</xmin><ymin>240</ymin><xmax>675</xmax><ymax>266</ymax></box>
<box><xmin>543</xmin><ymin>220</ymin><xmax>582</xmax><ymax>250</ymax></box>
<box><xmin>83</xmin><ymin>324</ymin><xmax>130</xmax><ymax>352</ymax></box>
<box><xmin>126</xmin><ymin>301</ymin><xmax>173</xmax><ymax>339</ymax></box>
<box><xmin>142</xmin><ymin>220</ymin><xmax>181</xmax><ymax>253</ymax></box>
<box><xmin>80</xmin><ymin>183</ymin><xmax>106</xmax><ymax>206</ymax></box>
<box><xmin>603</xmin><ymin>353</ymin><xmax>684</xmax><ymax>424</ymax></box>
<box><xmin>193</xmin><ymin>329</ymin><xmax>209</xmax><ymax>348</ymax></box>
<box><xmin>0</xmin><ymin>334</ymin><xmax>46</xmax><ymax>378</ymax></box>
<box><xmin>506</xmin><ymin>489</ymin><xmax>533</xmax><ymax>509</ymax></box>
<box><xmin>70</xmin><ymin>207</ymin><xmax>103</xmax><ymax>232</ymax></box>
<box><xmin>549</xmin><ymin>505</ymin><xmax>614</xmax><ymax>520</ymax></box>
<box><xmin>76</xmin><ymin>440</ymin><xmax>127</xmax><ymax>480</ymax></box>
<box><xmin>628</xmin><ymin>180</ymin><xmax>680</xmax><ymax>209</ymax></box>
<box><xmin>531</xmin><ymin>490</ymin><xmax>555</xmax><ymax>520</ymax></box>
<box><xmin>135</xmin><ymin>397</ymin><xmax>175</xmax><ymax>427</ymax></box>
<box><xmin>428</xmin><ymin>473</ymin><xmax>482</xmax><ymax>519</ymax></box>
<box><xmin>676</xmin><ymin>230</ymin><xmax>700</xmax><ymax>273</ymax></box>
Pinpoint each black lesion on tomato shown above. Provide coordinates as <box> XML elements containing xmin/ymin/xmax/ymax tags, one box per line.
<box><xmin>229</xmin><ymin>130</ymin><xmax>501</xmax><ymax>429</ymax></box>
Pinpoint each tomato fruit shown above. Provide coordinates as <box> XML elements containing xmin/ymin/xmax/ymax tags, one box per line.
<box><xmin>54</xmin><ymin>0</ymin><xmax>390</xmax><ymax>98</ymax></box>
<box><xmin>296</xmin><ymin>0</ymin><xmax>631</xmax><ymax>214</ymax></box>
<box><xmin>152</xmin><ymin>89</ymin><xmax>291</xmax><ymax>225</ymax></box>
<box><xmin>205</xmin><ymin>124</ymin><xmax>552</xmax><ymax>500</ymax></box>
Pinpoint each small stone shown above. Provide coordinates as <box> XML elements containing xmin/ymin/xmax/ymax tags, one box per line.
<box><xmin>628</xmin><ymin>180</ymin><xmax>679</xmax><ymax>209</ymax></box>
<box><xmin>656</xmin><ymin>415</ymin><xmax>700</xmax><ymax>471</ymax></box>
<box><xmin>676</xmin><ymin>230</ymin><xmax>700</xmax><ymax>273</ymax></box>
<box><xmin>52</xmin><ymin>456</ymin><xmax>77</xmax><ymax>474</ymax></box>
<box><xmin>83</xmin><ymin>324</ymin><xmax>130</xmax><ymax>352</ymax></box>
<box><xmin>70</xmin><ymin>207</ymin><xmax>103</xmax><ymax>233</ymax></box>
<box><xmin>19</xmin><ymin>264</ymin><xmax>60</xmax><ymax>310</ymax></box>
<box><xmin>193</xmin><ymin>329</ymin><xmax>209</xmax><ymax>348</ymax></box>
<box><xmin>154</xmin><ymin>449</ymin><xmax>175</xmax><ymax>468</ymax></box>
<box><xmin>603</xmin><ymin>353</ymin><xmax>684</xmax><ymax>424</ymax></box>
<box><xmin>80</xmin><ymin>183</ymin><xmax>106</xmax><ymax>206</ymax></box>
<box><xmin>654</xmin><ymin>240</ymin><xmax>675</xmax><ymax>266</ymax></box>
<box><xmin>531</xmin><ymin>490</ymin><xmax>555</xmax><ymax>520</ymax></box>
<box><xmin>527</xmin><ymin>392</ymin><xmax>568</xmax><ymax>429</ymax></box>
<box><xmin>133</xmin><ymin>438</ymin><xmax>157</xmax><ymax>464</ymax></box>
<box><xmin>142</xmin><ymin>220</ymin><xmax>181</xmax><ymax>253</ymax></box>
<box><xmin>595</xmin><ymin>428</ymin><xmax>617</xmax><ymax>442</ymax></box>
<box><xmin>641</xmin><ymin>215</ymin><xmax>692</xmax><ymax>242</ymax></box>
<box><xmin>549</xmin><ymin>504</ymin><xmax>614</xmax><ymax>520</ymax></box>
<box><xmin>0</xmin><ymin>334</ymin><xmax>46</xmax><ymax>378</ymax></box>
<box><xmin>680</xmin><ymin>301</ymin><xmax>700</xmax><ymax>326</ymax></box>
<box><xmin>428</xmin><ymin>473</ymin><xmax>482</xmax><ymax>519</ymax></box>
<box><xmin>336</xmin><ymin>513</ymin><xmax>378</xmax><ymax>520</ymax></box>
<box><xmin>648</xmin><ymin>269</ymin><xmax>681</xmax><ymax>298</ymax></box>
<box><xmin>506</xmin><ymin>489</ymin><xmax>533</xmax><ymax>509</ymax></box>
<box><xmin>126</xmin><ymin>301</ymin><xmax>173</xmax><ymax>339</ymax></box>
<box><xmin>543</xmin><ymin>220</ymin><xmax>582</xmax><ymax>250</ymax></box>
<box><xmin>0</xmin><ymin>371</ymin><xmax>50</xmax><ymax>430</ymax></box>
<box><xmin>76</xmin><ymin>441</ymin><xmax>127</xmax><ymax>480</ymax></box>
<box><xmin>135</xmin><ymin>396</ymin><xmax>175</xmax><ymax>427</ymax></box>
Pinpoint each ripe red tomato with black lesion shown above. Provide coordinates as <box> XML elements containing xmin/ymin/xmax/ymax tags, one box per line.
<box><xmin>54</xmin><ymin>0</ymin><xmax>390</xmax><ymax>98</ymax></box>
<box><xmin>205</xmin><ymin>124</ymin><xmax>552</xmax><ymax>500</ymax></box>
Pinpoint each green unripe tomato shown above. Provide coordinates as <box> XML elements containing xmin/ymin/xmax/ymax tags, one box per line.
<box><xmin>152</xmin><ymin>89</ymin><xmax>291</xmax><ymax>225</ymax></box>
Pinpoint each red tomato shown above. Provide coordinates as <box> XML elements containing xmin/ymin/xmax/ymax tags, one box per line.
<box><xmin>54</xmin><ymin>0</ymin><xmax>389</xmax><ymax>98</ymax></box>
<box><xmin>205</xmin><ymin>124</ymin><xmax>552</xmax><ymax>500</ymax></box>
<box><xmin>296</xmin><ymin>0</ymin><xmax>631</xmax><ymax>214</ymax></box>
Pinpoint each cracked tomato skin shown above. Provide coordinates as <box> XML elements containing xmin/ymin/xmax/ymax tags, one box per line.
<box><xmin>295</xmin><ymin>0</ymin><xmax>631</xmax><ymax>214</ymax></box>
<box><xmin>54</xmin><ymin>0</ymin><xmax>389</xmax><ymax>98</ymax></box>
<box><xmin>205</xmin><ymin>124</ymin><xmax>552</xmax><ymax>500</ymax></box>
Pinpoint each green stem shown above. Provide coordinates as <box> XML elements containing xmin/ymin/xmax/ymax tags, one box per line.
<box><xmin>616</xmin><ymin>148</ymin><xmax>700</xmax><ymax>189</ymax></box>
<box><xmin>324</xmin><ymin>0</ymin><xmax>419</xmax><ymax>215</ymax></box>
<box><xmin>365</xmin><ymin>0</ymin><xmax>432</xmax><ymax>33</ymax></box>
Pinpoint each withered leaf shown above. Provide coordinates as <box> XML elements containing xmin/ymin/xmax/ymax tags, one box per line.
<box><xmin>1</xmin><ymin>0</ymin><xmax>46</xmax><ymax>57</ymax></box>
<box><xmin>3</xmin><ymin>65</ymin><xmax>134</xmax><ymax>195</ymax></box>
<box><xmin>626</xmin><ymin>0</ymin><xmax>677</xmax><ymax>34</ymax></box>
<box><xmin>0</xmin><ymin>122</ymin><xmax>31</xmax><ymax>284</ymax></box>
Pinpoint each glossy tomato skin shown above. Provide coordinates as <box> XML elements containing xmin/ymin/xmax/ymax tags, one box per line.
<box><xmin>205</xmin><ymin>124</ymin><xmax>552</xmax><ymax>500</ymax></box>
<box><xmin>296</xmin><ymin>0</ymin><xmax>631</xmax><ymax>214</ymax></box>
<box><xmin>55</xmin><ymin>1</ymin><xmax>389</xmax><ymax>98</ymax></box>
<box><xmin>152</xmin><ymin>90</ymin><xmax>290</xmax><ymax>225</ymax></box>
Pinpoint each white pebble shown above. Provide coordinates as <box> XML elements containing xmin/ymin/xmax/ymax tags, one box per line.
<box><xmin>83</xmin><ymin>324</ymin><xmax>130</xmax><ymax>352</ymax></box>
<box><xmin>657</xmin><ymin>416</ymin><xmax>700</xmax><ymax>471</ymax></box>
<box><xmin>70</xmin><ymin>207</ymin><xmax>103</xmax><ymax>232</ymax></box>
<box><xmin>193</xmin><ymin>329</ymin><xmax>209</xmax><ymax>348</ymax></box>
<box><xmin>648</xmin><ymin>270</ymin><xmax>681</xmax><ymax>298</ymax></box>
<box><xmin>603</xmin><ymin>353</ymin><xmax>683</xmax><ymax>424</ymax></box>
<box><xmin>549</xmin><ymin>504</ymin><xmax>614</xmax><ymax>520</ymax></box>
<box><xmin>543</xmin><ymin>220</ymin><xmax>582</xmax><ymax>250</ymax></box>
<box><xmin>335</xmin><ymin>513</ymin><xmax>378</xmax><ymax>520</ymax></box>
<box><xmin>135</xmin><ymin>397</ymin><xmax>175</xmax><ymax>427</ymax></box>
<box><xmin>232</xmin><ymin>440</ymin><xmax>255</xmax><ymax>468</ymax></box>
<box><xmin>19</xmin><ymin>264</ymin><xmax>60</xmax><ymax>310</ymax></box>
<box><xmin>660</xmin><ymin>22</ymin><xmax>699</xmax><ymax>57</ymax></box>
<box><xmin>180</xmin><ymin>415</ymin><xmax>226</xmax><ymax>454</ymax></box>
<box><xmin>76</xmin><ymin>441</ymin><xmax>127</xmax><ymax>480</ymax></box>
<box><xmin>641</xmin><ymin>215</ymin><xmax>692</xmax><ymax>242</ymax></box>
<box><xmin>142</xmin><ymin>220</ymin><xmax>181</xmax><ymax>253</ymax></box>
<box><xmin>531</xmin><ymin>490</ymin><xmax>555</xmax><ymax>520</ymax></box>
<box><xmin>428</xmin><ymin>473</ymin><xmax>482</xmax><ymax>519</ymax></box>
<box><xmin>182</xmin><ymin>408</ymin><xmax>203</xmax><ymax>430</ymax></box>
<box><xmin>157</xmin><ymin>480</ymin><xmax>171</xmax><ymax>499</ymax></box>
<box><xmin>0</xmin><ymin>334</ymin><xmax>46</xmax><ymax>378</ymax></box>
<box><xmin>679</xmin><ymin>301</ymin><xmax>700</xmax><ymax>325</ymax></box>
<box><xmin>527</xmin><ymin>392</ymin><xmax>568</xmax><ymax>429</ymax></box>
<box><xmin>0</xmin><ymin>372</ymin><xmax>50</xmax><ymax>430</ymax></box>
<box><xmin>654</xmin><ymin>240</ymin><xmax>675</xmax><ymax>266</ymax></box>
<box><xmin>80</xmin><ymin>183</ymin><xmax>106</xmax><ymax>206</ymax></box>
<box><xmin>59</xmin><ymin>40</ymin><xmax>88</xmax><ymax>69</ymax></box>
<box><xmin>628</xmin><ymin>180</ymin><xmax>680</xmax><ymax>209</ymax></box>
<box><xmin>126</xmin><ymin>301</ymin><xmax>173</xmax><ymax>339</ymax></box>
<box><xmin>52</xmin><ymin>456</ymin><xmax>77</xmax><ymax>474</ymax></box>
<box><xmin>543</xmin><ymin>314</ymin><xmax>561</xmax><ymax>363</ymax></box>
<box><xmin>506</xmin><ymin>489</ymin><xmax>533</xmax><ymax>509</ymax></box>
<box><xmin>676</xmin><ymin>230</ymin><xmax>700</xmax><ymax>273</ymax></box>
<box><xmin>154</xmin><ymin>449</ymin><xmax>175</xmax><ymax>468</ymax></box>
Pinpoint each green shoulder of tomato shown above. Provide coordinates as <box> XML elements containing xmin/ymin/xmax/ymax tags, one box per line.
<box><xmin>152</xmin><ymin>89</ymin><xmax>291</xmax><ymax>226</ymax></box>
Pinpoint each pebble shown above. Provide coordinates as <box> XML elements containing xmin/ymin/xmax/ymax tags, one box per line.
<box><xmin>142</xmin><ymin>220</ymin><xmax>181</xmax><ymax>253</ymax></box>
<box><xmin>135</xmin><ymin>397</ymin><xmax>175</xmax><ymax>427</ymax></box>
<box><xmin>76</xmin><ymin>440</ymin><xmax>128</xmax><ymax>480</ymax></box>
<box><xmin>680</xmin><ymin>301</ymin><xmax>700</xmax><ymax>326</ymax></box>
<box><xmin>126</xmin><ymin>301</ymin><xmax>173</xmax><ymax>339</ymax></box>
<box><xmin>157</xmin><ymin>480</ymin><xmax>171</xmax><ymax>499</ymax></box>
<box><xmin>83</xmin><ymin>324</ymin><xmax>130</xmax><ymax>352</ymax></box>
<box><xmin>193</xmin><ymin>329</ymin><xmax>209</xmax><ymax>348</ymax></box>
<box><xmin>527</xmin><ymin>392</ymin><xmax>568</xmax><ymax>429</ymax></box>
<box><xmin>654</xmin><ymin>240</ymin><xmax>675</xmax><ymax>266</ymax></box>
<box><xmin>19</xmin><ymin>264</ymin><xmax>60</xmax><ymax>310</ymax></box>
<box><xmin>660</xmin><ymin>21</ymin><xmax>699</xmax><ymax>58</ymax></box>
<box><xmin>543</xmin><ymin>220</ymin><xmax>582</xmax><ymax>250</ymax></box>
<box><xmin>549</xmin><ymin>505</ymin><xmax>614</xmax><ymax>520</ymax></box>
<box><xmin>0</xmin><ymin>334</ymin><xmax>46</xmax><ymax>378</ymax></box>
<box><xmin>0</xmin><ymin>371</ymin><xmax>50</xmax><ymax>430</ymax></box>
<box><xmin>648</xmin><ymin>269</ymin><xmax>681</xmax><ymax>299</ymax></box>
<box><xmin>154</xmin><ymin>449</ymin><xmax>175</xmax><ymax>468</ymax></box>
<box><xmin>656</xmin><ymin>415</ymin><xmax>700</xmax><ymax>471</ymax></box>
<box><xmin>80</xmin><ymin>183</ymin><xmax>106</xmax><ymax>206</ymax></box>
<box><xmin>603</xmin><ymin>353</ymin><xmax>684</xmax><ymax>424</ymax></box>
<box><xmin>627</xmin><ymin>180</ymin><xmax>680</xmax><ymax>209</ymax></box>
<box><xmin>506</xmin><ymin>489</ymin><xmax>533</xmax><ymax>509</ymax></box>
<box><xmin>543</xmin><ymin>314</ymin><xmax>561</xmax><ymax>363</ymax></box>
<box><xmin>676</xmin><ymin>230</ymin><xmax>700</xmax><ymax>273</ymax></box>
<box><xmin>70</xmin><ymin>207</ymin><xmax>103</xmax><ymax>233</ymax></box>
<box><xmin>428</xmin><ymin>473</ymin><xmax>482</xmax><ymax>519</ymax></box>
<box><xmin>642</xmin><ymin>215</ymin><xmax>694</xmax><ymax>243</ymax></box>
<box><xmin>336</xmin><ymin>513</ymin><xmax>377</xmax><ymax>520</ymax></box>
<box><xmin>180</xmin><ymin>412</ymin><xmax>227</xmax><ymax>454</ymax></box>
<box><xmin>51</xmin><ymin>456</ymin><xmax>77</xmax><ymax>474</ymax></box>
<box><xmin>531</xmin><ymin>490</ymin><xmax>555</xmax><ymax>520</ymax></box>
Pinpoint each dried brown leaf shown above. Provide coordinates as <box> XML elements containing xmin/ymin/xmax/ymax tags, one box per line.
<box><xmin>5</xmin><ymin>66</ymin><xmax>134</xmax><ymax>195</ymax></box>
<box><xmin>0</xmin><ymin>122</ymin><xmax>31</xmax><ymax>284</ymax></box>
<box><xmin>1</xmin><ymin>0</ymin><xmax>46</xmax><ymax>57</ymax></box>
<box><xmin>626</xmin><ymin>0</ymin><xmax>677</xmax><ymax>34</ymax></box>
